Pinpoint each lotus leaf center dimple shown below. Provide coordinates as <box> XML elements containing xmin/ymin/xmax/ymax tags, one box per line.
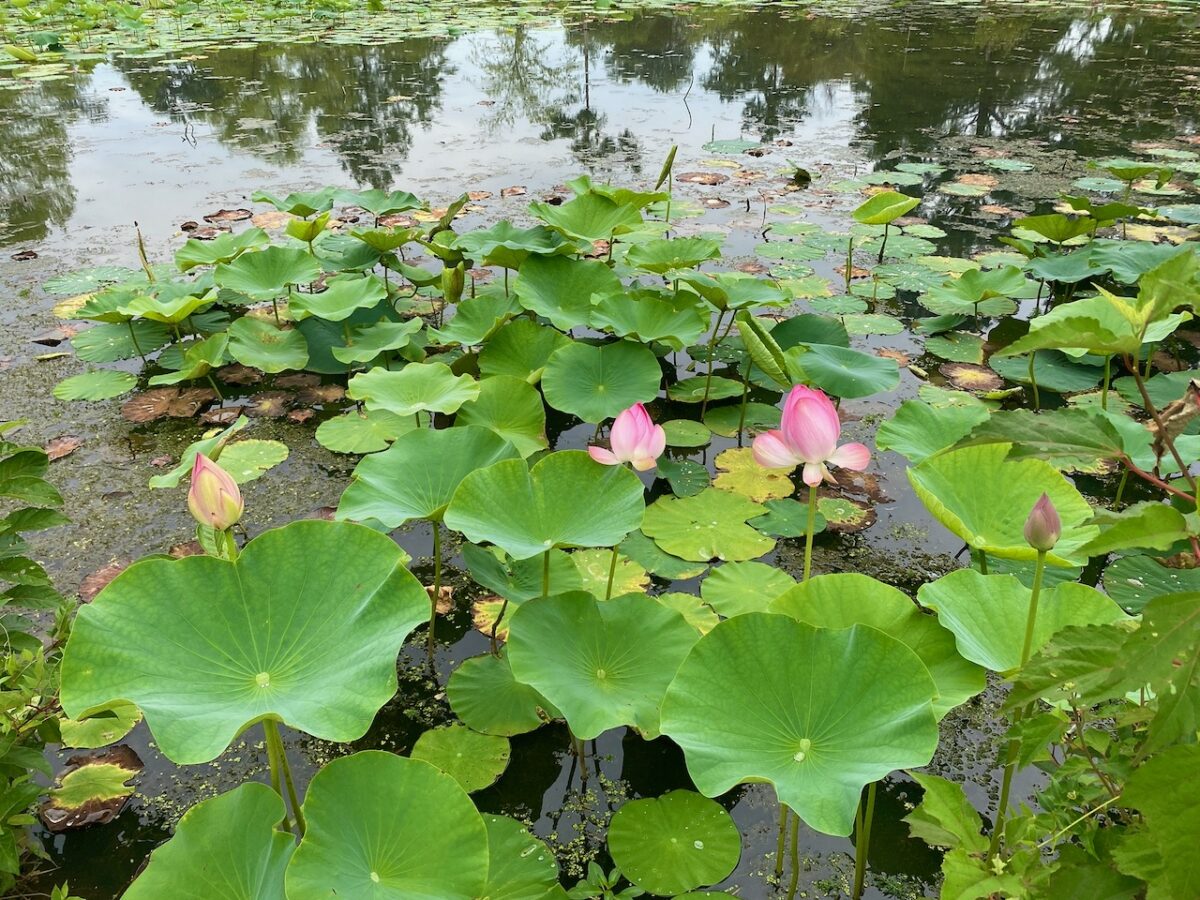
<box><xmin>255</xmin><ymin>672</ymin><xmax>271</xmax><ymax>688</ymax></box>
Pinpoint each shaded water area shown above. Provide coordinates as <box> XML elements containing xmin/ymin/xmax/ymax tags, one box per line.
<box><xmin>1</xmin><ymin>2</ymin><xmax>1199</xmax><ymax>896</ymax></box>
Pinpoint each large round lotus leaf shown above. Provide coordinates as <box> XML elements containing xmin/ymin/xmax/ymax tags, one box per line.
<box><xmin>53</xmin><ymin>370</ymin><xmax>138</xmax><ymax>402</ymax></box>
<box><xmin>608</xmin><ymin>790</ymin><xmax>740</xmax><ymax>896</ymax></box>
<box><xmin>61</xmin><ymin>521</ymin><xmax>427</xmax><ymax>764</ymax></box>
<box><xmin>176</xmin><ymin>229</ymin><xmax>269</xmax><ymax>271</ymax></box>
<box><xmin>287</xmin><ymin>273</ymin><xmax>387</xmax><ymax>322</ymax></box>
<box><xmin>347</xmin><ymin>363</ymin><xmax>481</xmax><ymax>417</ymax></box>
<box><xmin>590</xmin><ymin>291</ymin><xmax>708</xmax><ymax>352</ymax></box>
<box><xmin>332</xmin><ymin>320</ymin><xmax>424</xmax><ymax>366</ymax></box>
<box><xmin>908</xmin><ymin>444</ymin><xmax>1099</xmax><ymax>567</ymax></box>
<box><xmin>917</xmin><ymin>569</ymin><xmax>1129</xmax><ymax>674</ymax></box>
<box><xmin>286</xmin><ymin>751</ymin><xmax>488</xmax><ymax>900</ymax></box>
<box><xmin>462</xmin><ymin>544</ymin><xmax>583</xmax><ymax>604</ymax></box>
<box><xmin>59</xmin><ymin>700</ymin><xmax>141</xmax><ymax>749</ymax></box>
<box><xmin>478</xmin><ymin>319</ymin><xmax>571</xmax><ymax>384</ymax></box>
<box><xmin>660</xmin><ymin>614</ymin><xmax>939</xmax><ymax>837</ymax></box>
<box><xmin>447</xmin><ymin>650</ymin><xmax>561</xmax><ymax>737</ymax></box>
<box><xmin>480</xmin><ymin>814</ymin><xmax>560</xmax><ymax>900</ymax></box>
<box><xmin>226</xmin><ymin>318</ymin><xmax>309</xmax><ymax>373</ymax></box>
<box><xmin>624</xmin><ymin>237</ymin><xmax>722</xmax><ymax>274</ymax></box>
<box><xmin>572</xmin><ymin>548</ymin><xmax>649</xmax><ymax>598</ymax></box>
<box><xmin>445</xmin><ymin>451</ymin><xmax>646</xmax><ymax>560</ymax></box>
<box><xmin>642</xmin><ymin>489</ymin><xmax>775</xmax><ymax>562</ymax></box>
<box><xmin>875</xmin><ymin>399</ymin><xmax>990</xmax><ymax>465</ymax></box>
<box><xmin>410</xmin><ymin>723</ymin><xmax>510</xmax><ymax>793</ymax></box>
<box><xmin>770</xmin><ymin>574</ymin><xmax>985</xmax><ymax>719</ymax></box>
<box><xmin>701</xmin><ymin>561</ymin><xmax>797</xmax><ymax>618</ymax></box>
<box><xmin>785</xmin><ymin>344</ymin><xmax>900</xmax><ymax>399</ymax></box>
<box><xmin>454</xmin><ymin>221</ymin><xmax>573</xmax><ymax>269</ymax></box>
<box><xmin>508</xmin><ymin>592</ymin><xmax>699</xmax><ymax>740</ymax></box>
<box><xmin>315</xmin><ymin>408</ymin><xmax>419</xmax><ymax>455</ymax></box>
<box><xmin>455</xmin><ymin>375</ymin><xmax>549</xmax><ymax>457</ymax></box>
<box><xmin>73</xmin><ymin>321</ymin><xmax>172</xmax><ymax>363</ymax></box>
<box><xmin>513</xmin><ymin>255</ymin><xmax>621</xmax><ymax>331</ymax></box>
<box><xmin>123</xmin><ymin>783</ymin><xmax>293</xmax><ymax>900</ymax></box>
<box><xmin>337</xmin><ymin>426</ymin><xmax>519</xmax><ymax>527</ymax></box>
<box><xmin>214</xmin><ymin>246</ymin><xmax>321</xmax><ymax>297</ymax></box>
<box><xmin>531</xmin><ymin>192</ymin><xmax>643</xmax><ymax>243</ymax></box>
<box><xmin>428</xmin><ymin>292</ymin><xmax>519</xmax><ymax>346</ymax></box>
<box><xmin>541</xmin><ymin>340</ymin><xmax>662</xmax><ymax>424</ymax></box>
<box><xmin>989</xmin><ymin>351</ymin><xmax>1103</xmax><ymax>394</ymax></box>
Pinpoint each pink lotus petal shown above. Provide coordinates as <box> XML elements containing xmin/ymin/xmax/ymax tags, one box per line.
<box><xmin>781</xmin><ymin>385</ymin><xmax>840</xmax><ymax>463</ymax></box>
<box><xmin>801</xmin><ymin>462</ymin><xmax>825</xmax><ymax>487</ymax></box>
<box><xmin>752</xmin><ymin>430</ymin><xmax>801</xmax><ymax>469</ymax></box>
<box><xmin>827</xmin><ymin>442</ymin><xmax>871</xmax><ymax>472</ymax></box>
<box><xmin>588</xmin><ymin>446</ymin><xmax>621</xmax><ymax>466</ymax></box>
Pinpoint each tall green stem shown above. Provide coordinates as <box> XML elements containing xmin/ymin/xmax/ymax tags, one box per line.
<box><xmin>786</xmin><ymin>806</ymin><xmax>800</xmax><ymax>900</ymax></box>
<box><xmin>802</xmin><ymin>484</ymin><xmax>818</xmax><ymax>582</ymax></box>
<box><xmin>699</xmin><ymin>309</ymin><xmax>728</xmax><ymax>418</ymax></box>
<box><xmin>852</xmin><ymin>782</ymin><xmax>877</xmax><ymax>900</ymax></box>
<box><xmin>264</xmin><ymin>720</ymin><xmax>296</xmax><ymax>834</ymax></box>
<box><xmin>1028</xmin><ymin>351</ymin><xmax>1040</xmax><ymax>412</ymax></box>
<box><xmin>876</xmin><ymin>222</ymin><xmax>889</xmax><ymax>264</ymax></box>
<box><xmin>736</xmin><ymin>358</ymin><xmax>751</xmax><ymax>448</ymax></box>
<box><xmin>604</xmin><ymin>545</ymin><xmax>619</xmax><ymax>600</ymax></box>
<box><xmin>1018</xmin><ymin>550</ymin><xmax>1046</xmax><ymax>669</ymax></box>
<box><xmin>1102</xmin><ymin>355</ymin><xmax>1111</xmax><ymax>410</ymax></box>
<box><xmin>427</xmin><ymin>522</ymin><xmax>441</xmax><ymax>657</ymax></box>
<box><xmin>542</xmin><ymin>548</ymin><xmax>551</xmax><ymax>599</ymax></box>
<box><xmin>775</xmin><ymin>804</ymin><xmax>789</xmax><ymax>878</ymax></box>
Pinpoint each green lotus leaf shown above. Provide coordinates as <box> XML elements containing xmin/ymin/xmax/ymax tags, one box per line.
<box><xmin>214</xmin><ymin>246</ymin><xmax>321</xmax><ymax>298</ymax></box>
<box><xmin>748</xmin><ymin>498</ymin><xmax>827</xmax><ymax>538</ymax></box>
<box><xmin>908</xmin><ymin>444</ymin><xmax>1099</xmax><ymax>566</ymax></box>
<box><xmin>660</xmin><ymin>614</ymin><xmax>939</xmax><ymax>836</ymax></box>
<box><xmin>122</xmin><ymin>783</ymin><xmax>293</xmax><ymax>900</ymax></box>
<box><xmin>347</xmin><ymin>363</ymin><xmax>480</xmax><ymax>417</ymax></box>
<box><xmin>608</xmin><ymin>790</ymin><xmax>741</xmax><ymax>896</ymax></box>
<box><xmin>335</xmin><ymin>188</ymin><xmax>423</xmax><ymax>217</ymax></box>
<box><xmin>454</xmin><ymin>221</ymin><xmax>573</xmax><ymax>269</ymax></box>
<box><xmin>61</xmin><ymin>521</ymin><xmax>427</xmax><ymax>764</ymax></box>
<box><xmin>410</xmin><ymin>723</ymin><xmax>510</xmax><ymax>793</ymax></box>
<box><xmin>315</xmin><ymin>409</ymin><xmax>419</xmax><ymax>454</ymax></box>
<box><xmin>771</xmin><ymin>314</ymin><xmax>850</xmax><ymax>350</ymax></box>
<box><xmin>572</xmin><ymin>548</ymin><xmax>649</xmax><ymax>598</ymax></box>
<box><xmin>1103</xmin><ymin>555</ymin><xmax>1200</xmax><ymax>614</ymax></box>
<box><xmin>1118</xmin><ymin>744</ymin><xmax>1200</xmax><ymax>900</ymax></box>
<box><xmin>508</xmin><ymin>592</ymin><xmax>698</xmax><ymax>739</ymax></box>
<box><xmin>874</xmin><ymin>262</ymin><xmax>944</xmax><ymax>293</ymax></box>
<box><xmin>531</xmin><ymin>193</ymin><xmax>643</xmax><ymax>243</ymax></box>
<box><xmin>952</xmin><ymin>407</ymin><xmax>1129</xmax><ymax>474</ymax></box>
<box><xmin>53</xmin><ymin>370</ymin><xmax>138</xmax><ymax>402</ymax></box>
<box><xmin>713</xmin><ymin>447</ymin><xmax>795</xmax><ymax>502</ymax></box>
<box><xmin>701</xmin><ymin>561</ymin><xmax>796</xmax><ymax>618</ymax></box>
<box><xmin>875</xmin><ymin>399</ymin><xmax>990</xmax><ymax>464</ymax></box>
<box><xmin>227</xmin><ymin>318</ymin><xmax>309</xmax><ymax>373</ymax></box>
<box><xmin>676</xmin><ymin>271</ymin><xmax>790</xmax><ymax>311</ymax></box>
<box><xmin>428</xmin><ymin>291</ymin><xmax>520</xmax><ymax>347</ymax></box>
<box><xmin>72</xmin><ymin>321</ymin><xmax>172</xmax><ymax>363</ymax></box>
<box><xmin>656</xmin><ymin>593</ymin><xmax>720</xmax><ymax>635</ymax></box>
<box><xmin>478</xmin><ymin>318</ymin><xmax>572</xmax><ymax>384</ymax></box>
<box><xmin>216</xmin><ymin>439</ymin><xmax>289</xmax><ymax>484</ymax></box>
<box><xmin>446</xmin><ymin>450</ymin><xmax>645</xmax><ymax>560</ymax></box>
<box><xmin>619</xmin><ymin>531</ymin><xmax>709</xmax><ymax>581</ymax></box>
<box><xmin>642</xmin><ymin>489</ymin><xmax>774</xmax><ymax>562</ymax></box>
<box><xmin>146</xmin><ymin>417</ymin><xmax>249</xmax><ymax>489</ymax></box>
<box><xmin>624</xmin><ymin>237</ymin><xmax>722</xmax><ymax>274</ymax></box>
<box><xmin>1012</xmin><ymin>214</ymin><xmax>1095</xmax><ymax>245</ymax></box>
<box><xmin>925</xmin><ymin>332</ymin><xmax>985</xmax><ymax>364</ymax></box>
<box><xmin>118</xmin><ymin>285</ymin><xmax>217</xmax><ymax>324</ymax></box>
<box><xmin>175</xmin><ymin>231</ymin><xmax>269</xmax><ymax>272</ymax></box>
<box><xmin>785</xmin><ymin>343</ymin><xmax>899</xmax><ymax>399</ymax></box>
<box><xmin>455</xmin><ymin>375</ymin><xmax>549</xmax><ymax>457</ymax></box>
<box><xmin>338</xmin><ymin>425</ymin><xmax>519</xmax><ymax>526</ymax></box>
<box><xmin>995</xmin><ymin>296</ymin><xmax>1145</xmax><ymax>359</ymax></box>
<box><xmin>771</xmin><ymin>574</ymin><xmax>985</xmax><ymax>719</ymax></box>
<box><xmin>44</xmin><ymin>267</ymin><xmax>139</xmax><ymax>295</ymax></box>
<box><xmin>479</xmin><ymin>814</ymin><xmax>560</xmax><ymax>900</ymax></box>
<box><xmin>251</xmin><ymin>187</ymin><xmax>336</xmax><ymax>218</ymax></box>
<box><xmin>917</xmin><ymin>569</ymin><xmax>1129</xmax><ymax>673</ymax></box>
<box><xmin>47</xmin><ymin>755</ymin><xmax>139</xmax><ymax>815</ymax></box>
<box><xmin>286</xmin><ymin>751</ymin><xmax>488</xmax><ymax>900</ymax></box>
<box><xmin>667</xmin><ymin>376</ymin><xmax>744</xmax><ymax>403</ymax></box>
<box><xmin>288</xmin><ymin>273</ymin><xmax>387</xmax><ymax>322</ymax></box>
<box><xmin>657</xmin><ymin>458</ymin><xmax>712</xmax><ymax>498</ymax></box>
<box><xmin>590</xmin><ymin>291</ymin><xmax>708</xmax><ymax>352</ymax></box>
<box><xmin>149</xmin><ymin>334</ymin><xmax>230</xmax><ymax>386</ymax></box>
<box><xmin>331</xmin><ymin>319</ymin><xmax>424</xmax><ymax>365</ymax></box>
<box><xmin>736</xmin><ymin>312</ymin><xmax>791</xmax><ymax>389</ymax></box>
<box><xmin>852</xmin><ymin>191</ymin><xmax>921</xmax><ymax>226</ymax></box>
<box><xmin>661</xmin><ymin>419</ymin><xmax>710</xmax><ymax>448</ymax></box>
<box><xmin>704</xmin><ymin>402</ymin><xmax>780</xmax><ymax>437</ymax></box>
<box><xmin>541</xmin><ymin>340</ymin><xmax>662</xmax><ymax>423</ymax></box>
<box><xmin>513</xmin><ymin>255</ymin><xmax>622</xmax><ymax>331</ymax></box>
<box><xmin>462</xmin><ymin>543</ymin><xmax>583</xmax><ymax>605</ymax></box>
<box><xmin>59</xmin><ymin>700</ymin><xmax>142</xmax><ymax>750</ymax></box>
<box><xmin>447</xmin><ymin>649</ymin><xmax>562</xmax><ymax>737</ymax></box>
<box><xmin>989</xmin><ymin>351</ymin><xmax>1103</xmax><ymax>394</ymax></box>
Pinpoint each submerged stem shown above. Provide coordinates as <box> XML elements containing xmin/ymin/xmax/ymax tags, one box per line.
<box><xmin>802</xmin><ymin>483</ymin><xmax>818</xmax><ymax>582</ymax></box>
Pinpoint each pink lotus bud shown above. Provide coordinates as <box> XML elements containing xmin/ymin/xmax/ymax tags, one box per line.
<box><xmin>1023</xmin><ymin>493</ymin><xmax>1061</xmax><ymax>552</ymax></box>
<box><xmin>187</xmin><ymin>454</ymin><xmax>243</xmax><ymax>531</ymax></box>
<box><xmin>752</xmin><ymin>384</ymin><xmax>871</xmax><ymax>486</ymax></box>
<box><xmin>588</xmin><ymin>403</ymin><xmax>666</xmax><ymax>471</ymax></box>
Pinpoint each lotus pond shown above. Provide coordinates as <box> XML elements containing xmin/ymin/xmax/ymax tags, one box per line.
<box><xmin>2</xmin><ymin>1</ymin><xmax>1200</xmax><ymax>898</ymax></box>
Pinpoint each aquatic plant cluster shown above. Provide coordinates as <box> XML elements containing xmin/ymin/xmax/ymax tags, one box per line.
<box><xmin>7</xmin><ymin>143</ymin><xmax>1200</xmax><ymax>899</ymax></box>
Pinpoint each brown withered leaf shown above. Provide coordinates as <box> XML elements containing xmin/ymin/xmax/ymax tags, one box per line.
<box><xmin>120</xmin><ymin>388</ymin><xmax>216</xmax><ymax>423</ymax></box>
<box><xmin>79</xmin><ymin>561</ymin><xmax>131</xmax><ymax>601</ymax></box>
<box><xmin>46</xmin><ymin>435</ymin><xmax>83</xmax><ymax>461</ymax></box>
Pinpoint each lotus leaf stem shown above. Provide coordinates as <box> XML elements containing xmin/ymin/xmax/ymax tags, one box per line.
<box><xmin>542</xmin><ymin>548</ymin><xmax>551</xmax><ymax>599</ymax></box>
<box><xmin>1027</xmin><ymin>351</ymin><xmax>1040</xmax><ymax>412</ymax></box>
<box><xmin>785</xmin><ymin>805</ymin><xmax>800</xmax><ymax>900</ymax></box>
<box><xmin>266</xmin><ymin>719</ymin><xmax>305</xmax><ymax>837</ymax></box>
<box><xmin>802</xmin><ymin>484</ymin><xmax>818</xmax><ymax>582</ymax></box>
<box><xmin>774</xmin><ymin>804</ymin><xmax>788</xmax><ymax>878</ymax></box>
<box><xmin>604</xmin><ymin>545</ymin><xmax>619</xmax><ymax>601</ymax></box>
<box><xmin>699</xmin><ymin>309</ymin><xmax>729</xmax><ymax>418</ymax></box>
<box><xmin>263</xmin><ymin>720</ymin><xmax>292</xmax><ymax>834</ymax></box>
<box><xmin>1101</xmin><ymin>355</ymin><xmax>1111</xmax><ymax>410</ymax></box>
<box><xmin>852</xmin><ymin>782</ymin><xmax>877</xmax><ymax>900</ymax></box>
<box><xmin>737</xmin><ymin>358</ymin><xmax>751</xmax><ymax>448</ymax></box>
<box><xmin>876</xmin><ymin>222</ymin><xmax>889</xmax><ymax>264</ymax></box>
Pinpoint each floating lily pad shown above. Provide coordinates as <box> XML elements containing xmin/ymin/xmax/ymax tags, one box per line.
<box><xmin>661</xmin><ymin>614</ymin><xmax>939</xmax><ymax>836</ymax></box>
<box><xmin>619</xmin><ymin>531</ymin><xmax>709</xmax><ymax>581</ymax></box>
<box><xmin>447</xmin><ymin>650</ymin><xmax>561</xmax><ymax>737</ymax></box>
<box><xmin>53</xmin><ymin>370</ymin><xmax>138</xmax><ymax>402</ymax></box>
<box><xmin>713</xmin><ymin>447</ymin><xmax>795</xmax><ymax>502</ymax></box>
<box><xmin>608</xmin><ymin>791</ymin><xmax>741</xmax><ymax>896</ymax></box>
<box><xmin>411</xmin><ymin>723</ymin><xmax>510</xmax><ymax>793</ymax></box>
<box><xmin>40</xmin><ymin>747</ymin><xmax>142</xmax><ymax>832</ymax></box>
<box><xmin>61</xmin><ymin>521</ymin><xmax>427</xmax><ymax>764</ymax></box>
<box><xmin>59</xmin><ymin>701</ymin><xmax>142</xmax><ymax>749</ymax></box>
<box><xmin>216</xmin><ymin>439</ymin><xmax>289</xmax><ymax>484</ymax></box>
<box><xmin>642</xmin><ymin>489</ymin><xmax>774</xmax><ymax>562</ymax></box>
<box><xmin>748</xmin><ymin>497</ymin><xmax>827</xmax><ymax>538</ymax></box>
<box><xmin>667</xmin><ymin>376</ymin><xmax>744</xmax><ymax>403</ymax></box>
<box><xmin>479</xmin><ymin>815</ymin><xmax>560</xmax><ymax>900</ymax></box>
<box><xmin>701</xmin><ymin>561</ymin><xmax>796</xmax><ymax>618</ymax></box>
<box><xmin>925</xmin><ymin>333</ymin><xmax>985</xmax><ymax>364</ymax></box>
<box><xmin>662</xmin><ymin>419</ymin><xmax>711</xmax><ymax>448</ymax></box>
<box><xmin>508</xmin><ymin>592</ymin><xmax>698</xmax><ymax>740</ymax></box>
<box><xmin>315</xmin><ymin>409</ymin><xmax>417</xmax><ymax>454</ymax></box>
<box><xmin>939</xmin><ymin>362</ymin><xmax>1004</xmax><ymax>392</ymax></box>
<box><xmin>286</xmin><ymin>751</ymin><xmax>488</xmax><ymax>899</ymax></box>
<box><xmin>572</xmin><ymin>548</ymin><xmax>649</xmax><ymax>598</ymax></box>
<box><xmin>73</xmin><ymin>321</ymin><xmax>172</xmax><ymax>363</ymax></box>
<box><xmin>121</xmin><ymin>783</ymin><xmax>293</xmax><ymax>900</ymax></box>
<box><xmin>816</xmin><ymin>496</ymin><xmax>877</xmax><ymax>533</ymax></box>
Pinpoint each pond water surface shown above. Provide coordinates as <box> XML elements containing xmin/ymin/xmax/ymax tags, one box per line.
<box><xmin>2</xmin><ymin>2</ymin><xmax>1198</xmax><ymax>897</ymax></box>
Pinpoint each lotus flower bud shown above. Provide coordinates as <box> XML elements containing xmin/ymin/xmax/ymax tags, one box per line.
<box><xmin>588</xmin><ymin>403</ymin><xmax>666</xmax><ymax>471</ymax></box>
<box><xmin>187</xmin><ymin>454</ymin><xmax>243</xmax><ymax>531</ymax></box>
<box><xmin>1023</xmin><ymin>493</ymin><xmax>1061</xmax><ymax>552</ymax></box>
<box><xmin>441</xmin><ymin>262</ymin><xmax>465</xmax><ymax>304</ymax></box>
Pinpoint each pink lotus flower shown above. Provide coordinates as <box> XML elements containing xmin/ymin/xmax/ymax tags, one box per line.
<box><xmin>1023</xmin><ymin>493</ymin><xmax>1061</xmax><ymax>552</ymax></box>
<box><xmin>187</xmin><ymin>453</ymin><xmax>243</xmax><ymax>531</ymax></box>
<box><xmin>588</xmin><ymin>403</ymin><xmax>666</xmax><ymax>472</ymax></box>
<box><xmin>752</xmin><ymin>385</ymin><xmax>870</xmax><ymax>487</ymax></box>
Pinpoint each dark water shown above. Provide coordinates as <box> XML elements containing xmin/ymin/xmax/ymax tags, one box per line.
<box><xmin>2</xmin><ymin>2</ymin><xmax>1198</xmax><ymax>897</ymax></box>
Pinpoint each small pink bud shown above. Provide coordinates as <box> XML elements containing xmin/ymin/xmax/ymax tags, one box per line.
<box><xmin>187</xmin><ymin>454</ymin><xmax>243</xmax><ymax>531</ymax></box>
<box><xmin>588</xmin><ymin>403</ymin><xmax>666</xmax><ymax>471</ymax></box>
<box><xmin>1023</xmin><ymin>493</ymin><xmax>1061</xmax><ymax>552</ymax></box>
